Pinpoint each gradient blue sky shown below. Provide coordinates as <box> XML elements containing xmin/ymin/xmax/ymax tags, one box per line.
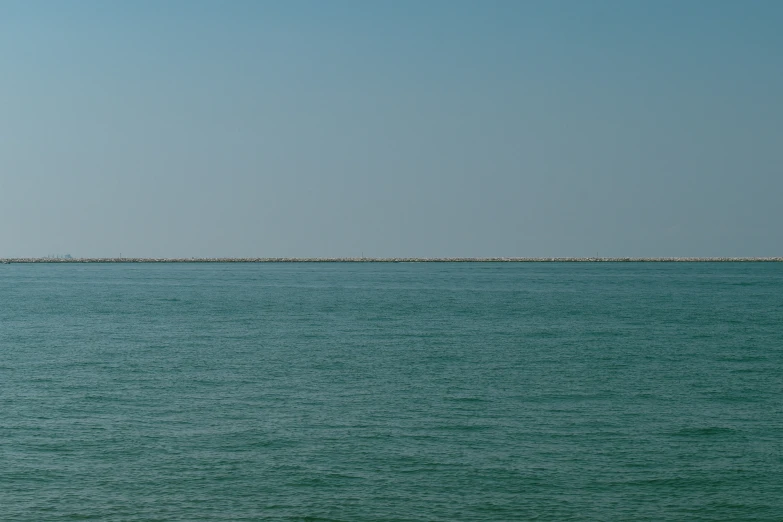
<box><xmin>2</xmin><ymin>1</ymin><xmax>781</xmax><ymax>257</ymax></box>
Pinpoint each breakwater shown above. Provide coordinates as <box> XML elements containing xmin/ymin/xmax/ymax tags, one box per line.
<box><xmin>2</xmin><ymin>257</ymin><xmax>782</xmax><ymax>263</ymax></box>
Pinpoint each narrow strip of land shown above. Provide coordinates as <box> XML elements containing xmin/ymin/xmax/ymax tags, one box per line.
<box><xmin>2</xmin><ymin>257</ymin><xmax>782</xmax><ymax>263</ymax></box>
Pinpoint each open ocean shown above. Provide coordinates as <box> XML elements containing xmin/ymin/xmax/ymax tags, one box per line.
<box><xmin>1</xmin><ymin>262</ymin><xmax>781</xmax><ymax>521</ymax></box>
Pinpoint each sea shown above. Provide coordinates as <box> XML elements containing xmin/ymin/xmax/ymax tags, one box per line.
<box><xmin>1</xmin><ymin>262</ymin><xmax>781</xmax><ymax>521</ymax></box>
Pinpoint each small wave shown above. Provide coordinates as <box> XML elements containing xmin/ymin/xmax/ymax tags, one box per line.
<box><xmin>672</xmin><ymin>426</ymin><xmax>736</xmax><ymax>437</ymax></box>
<box><xmin>446</xmin><ymin>396</ymin><xmax>489</xmax><ymax>403</ymax></box>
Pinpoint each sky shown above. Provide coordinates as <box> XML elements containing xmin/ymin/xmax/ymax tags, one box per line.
<box><xmin>1</xmin><ymin>0</ymin><xmax>781</xmax><ymax>258</ymax></box>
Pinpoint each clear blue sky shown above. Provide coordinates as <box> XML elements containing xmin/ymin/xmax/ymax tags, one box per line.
<box><xmin>2</xmin><ymin>0</ymin><xmax>781</xmax><ymax>257</ymax></box>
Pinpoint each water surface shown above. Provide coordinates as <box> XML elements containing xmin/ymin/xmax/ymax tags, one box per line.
<box><xmin>1</xmin><ymin>263</ymin><xmax>781</xmax><ymax>520</ymax></box>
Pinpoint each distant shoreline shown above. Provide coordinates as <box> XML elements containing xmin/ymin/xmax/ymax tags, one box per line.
<box><xmin>2</xmin><ymin>257</ymin><xmax>782</xmax><ymax>263</ymax></box>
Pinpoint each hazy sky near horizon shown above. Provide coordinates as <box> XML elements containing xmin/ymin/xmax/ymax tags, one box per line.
<box><xmin>2</xmin><ymin>1</ymin><xmax>781</xmax><ymax>258</ymax></box>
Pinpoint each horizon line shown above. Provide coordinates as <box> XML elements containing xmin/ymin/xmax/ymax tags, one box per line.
<box><xmin>2</xmin><ymin>257</ymin><xmax>783</xmax><ymax>263</ymax></box>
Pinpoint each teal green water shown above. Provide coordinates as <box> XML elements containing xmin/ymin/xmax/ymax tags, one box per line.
<box><xmin>1</xmin><ymin>263</ymin><xmax>781</xmax><ymax>520</ymax></box>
